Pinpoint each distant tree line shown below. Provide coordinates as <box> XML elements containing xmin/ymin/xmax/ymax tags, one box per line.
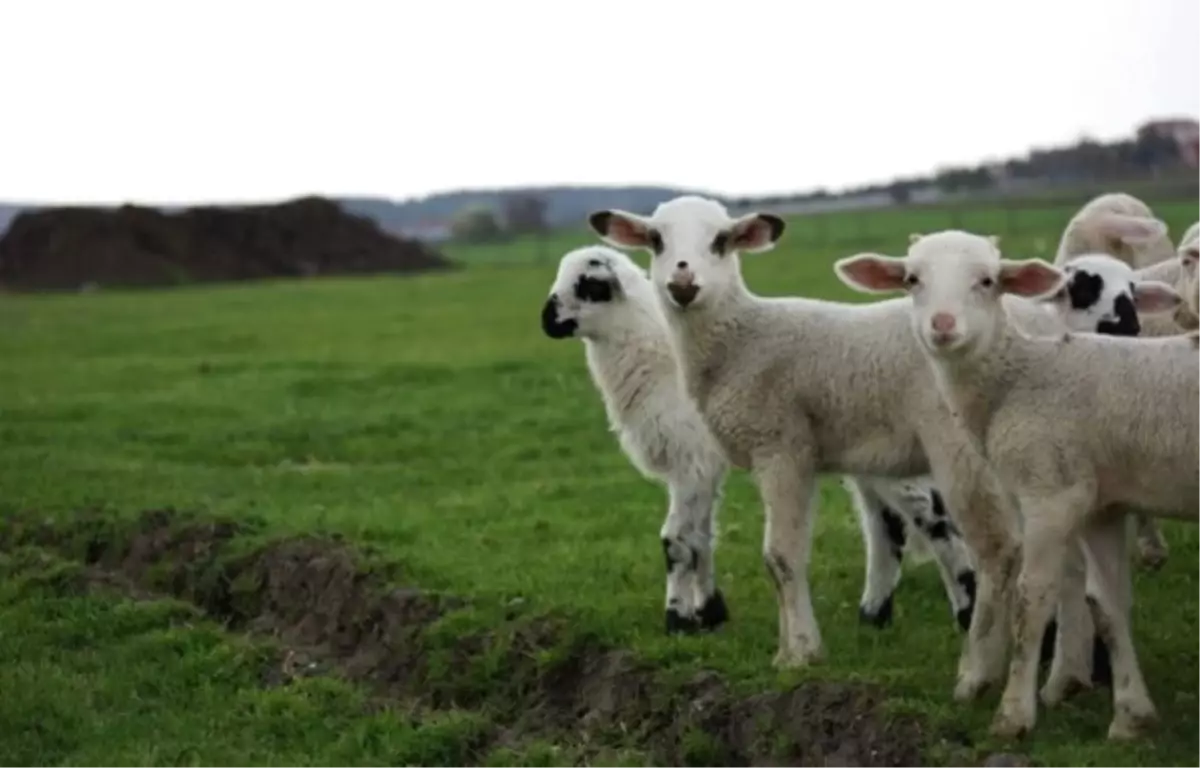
<box><xmin>450</xmin><ymin>193</ymin><xmax>549</xmax><ymax>244</ymax></box>
<box><xmin>729</xmin><ymin>122</ymin><xmax>1196</xmax><ymax>209</ymax></box>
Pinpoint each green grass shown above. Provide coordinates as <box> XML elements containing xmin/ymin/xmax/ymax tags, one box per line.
<box><xmin>1</xmin><ymin>200</ymin><xmax>1198</xmax><ymax>766</ymax></box>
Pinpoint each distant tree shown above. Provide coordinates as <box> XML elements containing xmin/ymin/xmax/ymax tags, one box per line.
<box><xmin>501</xmin><ymin>193</ymin><xmax>548</xmax><ymax>235</ymax></box>
<box><xmin>1132</xmin><ymin>127</ymin><xmax>1180</xmax><ymax>172</ymax></box>
<box><xmin>450</xmin><ymin>205</ymin><xmax>504</xmax><ymax>244</ymax></box>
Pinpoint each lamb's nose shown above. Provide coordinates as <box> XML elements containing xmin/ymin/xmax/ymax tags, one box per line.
<box><xmin>667</xmin><ymin>282</ymin><xmax>700</xmax><ymax>307</ymax></box>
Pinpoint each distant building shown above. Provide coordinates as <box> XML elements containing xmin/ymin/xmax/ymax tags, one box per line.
<box><xmin>1139</xmin><ymin>117</ymin><xmax>1200</xmax><ymax>168</ymax></box>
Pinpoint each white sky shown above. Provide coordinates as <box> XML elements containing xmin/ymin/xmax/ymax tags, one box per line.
<box><xmin>1</xmin><ymin>0</ymin><xmax>1196</xmax><ymax>204</ymax></box>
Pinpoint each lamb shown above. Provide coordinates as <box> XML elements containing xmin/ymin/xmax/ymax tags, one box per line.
<box><xmin>586</xmin><ymin>196</ymin><xmax>1023</xmax><ymax>691</ymax></box>
<box><xmin>835</xmin><ymin>230</ymin><xmax>1198</xmax><ymax>741</ymax></box>
<box><xmin>1053</xmin><ymin>194</ymin><xmax>1181</xmax><ymax>568</ymax></box>
<box><xmin>1054</xmin><ymin>192</ymin><xmax>1176</xmax><ymax>270</ymax></box>
<box><xmin>1134</xmin><ymin>220</ymin><xmax>1200</xmax><ymax>333</ymax></box>
<box><xmin>539</xmin><ymin>244</ymin><xmax>977</xmax><ymax>634</ymax></box>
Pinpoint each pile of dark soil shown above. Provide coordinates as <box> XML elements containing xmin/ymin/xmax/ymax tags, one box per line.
<box><xmin>0</xmin><ymin>508</ymin><xmax>938</xmax><ymax>766</ymax></box>
<box><xmin>0</xmin><ymin>197</ymin><xmax>452</xmax><ymax>292</ymax></box>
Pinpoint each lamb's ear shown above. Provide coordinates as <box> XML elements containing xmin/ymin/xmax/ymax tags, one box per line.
<box><xmin>1082</xmin><ymin>212</ymin><xmax>1169</xmax><ymax>245</ymax></box>
<box><xmin>730</xmin><ymin>213</ymin><xmax>785</xmax><ymax>253</ymax></box>
<box><xmin>997</xmin><ymin>258</ymin><xmax>1065</xmax><ymax>298</ymax></box>
<box><xmin>1131</xmin><ymin>280</ymin><xmax>1183</xmax><ymax>315</ymax></box>
<box><xmin>834</xmin><ymin>254</ymin><xmax>907</xmax><ymax>294</ymax></box>
<box><xmin>588</xmin><ymin>209</ymin><xmax>653</xmax><ymax>250</ymax></box>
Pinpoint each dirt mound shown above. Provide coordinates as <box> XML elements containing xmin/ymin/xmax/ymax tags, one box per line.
<box><xmin>1</xmin><ymin>508</ymin><xmax>931</xmax><ymax>766</ymax></box>
<box><xmin>0</xmin><ymin>197</ymin><xmax>453</xmax><ymax>292</ymax></box>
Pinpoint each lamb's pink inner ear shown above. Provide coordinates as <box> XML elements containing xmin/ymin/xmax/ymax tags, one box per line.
<box><xmin>1132</xmin><ymin>281</ymin><xmax>1183</xmax><ymax>314</ymax></box>
<box><xmin>731</xmin><ymin>215</ymin><xmax>781</xmax><ymax>251</ymax></box>
<box><xmin>998</xmin><ymin>260</ymin><xmax>1064</xmax><ymax>298</ymax></box>
<box><xmin>836</xmin><ymin>255</ymin><xmax>906</xmax><ymax>292</ymax></box>
<box><xmin>607</xmin><ymin>215</ymin><xmax>649</xmax><ymax>248</ymax></box>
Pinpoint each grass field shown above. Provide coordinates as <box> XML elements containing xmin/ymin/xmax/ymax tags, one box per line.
<box><xmin>1</xmin><ymin>198</ymin><xmax>1197</xmax><ymax>766</ymax></box>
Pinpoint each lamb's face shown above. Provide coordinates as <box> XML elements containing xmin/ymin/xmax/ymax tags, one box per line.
<box><xmin>835</xmin><ymin>230</ymin><xmax>1066</xmax><ymax>362</ymax></box>
<box><xmin>587</xmin><ymin>196</ymin><xmax>784</xmax><ymax>313</ymax></box>
<box><xmin>541</xmin><ymin>246</ymin><xmax>642</xmax><ymax>340</ymax></box>
<box><xmin>1038</xmin><ymin>253</ymin><xmax>1181</xmax><ymax>336</ymax></box>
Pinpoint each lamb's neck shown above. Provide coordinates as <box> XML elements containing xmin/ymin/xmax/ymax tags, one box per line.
<box><xmin>665</xmin><ymin>291</ymin><xmax>753</xmax><ymax>404</ymax></box>
<box><xmin>584</xmin><ymin>329</ymin><xmax>671</xmax><ymax>425</ymax></box>
<box><xmin>929</xmin><ymin>326</ymin><xmax>1025</xmax><ymax>446</ymax></box>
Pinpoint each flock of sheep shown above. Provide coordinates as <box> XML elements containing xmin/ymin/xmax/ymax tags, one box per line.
<box><xmin>538</xmin><ymin>192</ymin><xmax>1199</xmax><ymax>743</ymax></box>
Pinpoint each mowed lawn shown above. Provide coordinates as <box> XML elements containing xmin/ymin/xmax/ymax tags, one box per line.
<box><xmin>0</xmin><ymin>200</ymin><xmax>1197</xmax><ymax>766</ymax></box>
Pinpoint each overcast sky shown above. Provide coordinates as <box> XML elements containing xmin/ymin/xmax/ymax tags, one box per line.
<box><xmin>1</xmin><ymin>0</ymin><xmax>1196</xmax><ymax>204</ymax></box>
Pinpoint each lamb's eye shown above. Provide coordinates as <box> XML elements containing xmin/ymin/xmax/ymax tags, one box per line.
<box><xmin>979</xmin><ymin>276</ymin><xmax>995</xmax><ymax>289</ymax></box>
<box><xmin>904</xmin><ymin>273</ymin><xmax>920</xmax><ymax>288</ymax></box>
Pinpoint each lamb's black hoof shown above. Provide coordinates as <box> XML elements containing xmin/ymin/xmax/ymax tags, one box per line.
<box><xmin>665</xmin><ymin>608</ymin><xmax>701</xmax><ymax>635</ymax></box>
<box><xmin>956</xmin><ymin>606</ymin><xmax>974</xmax><ymax>632</ymax></box>
<box><xmin>698</xmin><ymin>588</ymin><xmax>729</xmax><ymax>630</ymax></box>
<box><xmin>859</xmin><ymin>594</ymin><xmax>894</xmax><ymax>628</ymax></box>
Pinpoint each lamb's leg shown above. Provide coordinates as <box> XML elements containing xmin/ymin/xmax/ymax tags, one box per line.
<box><xmin>844</xmin><ymin>477</ymin><xmax>904</xmax><ymax>628</ymax></box>
<box><xmin>1132</xmin><ymin>513</ymin><xmax>1168</xmax><ymax>571</ymax></box>
<box><xmin>921</xmin><ymin>435</ymin><xmax>1018</xmax><ymax>701</ymax></box>
<box><xmin>661</xmin><ymin>481</ymin><xmax>703</xmax><ymax>634</ymax></box>
<box><xmin>884</xmin><ymin>482</ymin><xmax>978</xmax><ymax>631</ymax></box>
<box><xmin>756</xmin><ymin>453</ymin><xmax>822</xmax><ymax>667</ymax></box>
<box><xmin>1040</xmin><ymin>539</ymin><xmax>1096</xmax><ymax>706</ymax></box>
<box><xmin>689</xmin><ymin>474</ymin><xmax>729</xmax><ymax>630</ymax></box>
<box><xmin>992</xmin><ymin>491</ymin><xmax>1086</xmax><ymax>739</ymax></box>
<box><xmin>1081</xmin><ymin>514</ymin><xmax>1157</xmax><ymax>740</ymax></box>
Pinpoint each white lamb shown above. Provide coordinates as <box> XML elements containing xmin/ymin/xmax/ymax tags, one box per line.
<box><xmin>539</xmin><ymin>244</ymin><xmax>977</xmax><ymax>634</ymax></box>
<box><xmin>1135</xmin><ymin>219</ymin><xmax>1200</xmax><ymax>333</ymax></box>
<box><xmin>1054</xmin><ymin>192</ymin><xmax>1176</xmax><ymax>270</ymax></box>
<box><xmin>586</xmin><ymin>196</ymin><xmax>1026</xmax><ymax>692</ymax></box>
<box><xmin>1056</xmin><ymin>194</ymin><xmax>1176</xmax><ymax>566</ymax></box>
<box><xmin>835</xmin><ymin>230</ymin><xmax>1198</xmax><ymax>741</ymax></box>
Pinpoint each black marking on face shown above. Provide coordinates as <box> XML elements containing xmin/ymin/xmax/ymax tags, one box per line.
<box><xmin>859</xmin><ymin>595</ymin><xmax>895</xmax><ymax>628</ymax></box>
<box><xmin>956</xmin><ymin>571</ymin><xmax>977</xmax><ymax>631</ymax></box>
<box><xmin>574</xmin><ymin>274</ymin><xmax>615</xmax><ymax>303</ymax></box>
<box><xmin>880</xmin><ymin>506</ymin><xmax>907</xmax><ymax>561</ymax></box>
<box><xmin>1067</xmin><ymin>270</ymin><xmax>1103</xmax><ymax>310</ymax></box>
<box><xmin>711</xmin><ymin>231</ymin><xmax>729</xmax><ymax>255</ymax></box>
<box><xmin>587</xmin><ymin>257</ymin><xmax>603</xmax><ymax>268</ymax></box>
<box><xmin>698</xmin><ymin>588</ymin><xmax>729</xmax><ymax>629</ymax></box>
<box><xmin>540</xmin><ymin>295</ymin><xmax>577</xmax><ymax>339</ymax></box>
<box><xmin>648</xmin><ymin>230</ymin><xmax>664</xmax><ymax>255</ymax></box>
<box><xmin>1096</xmin><ymin>293</ymin><xmax>1140</xmax><ymax>336</ymax></box>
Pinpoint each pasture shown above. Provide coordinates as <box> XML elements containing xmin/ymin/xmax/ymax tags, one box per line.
<box><xmin>0</xmin><ymin>198</ymin><xmax>1197</xmax><ymax>766</ymax></box>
